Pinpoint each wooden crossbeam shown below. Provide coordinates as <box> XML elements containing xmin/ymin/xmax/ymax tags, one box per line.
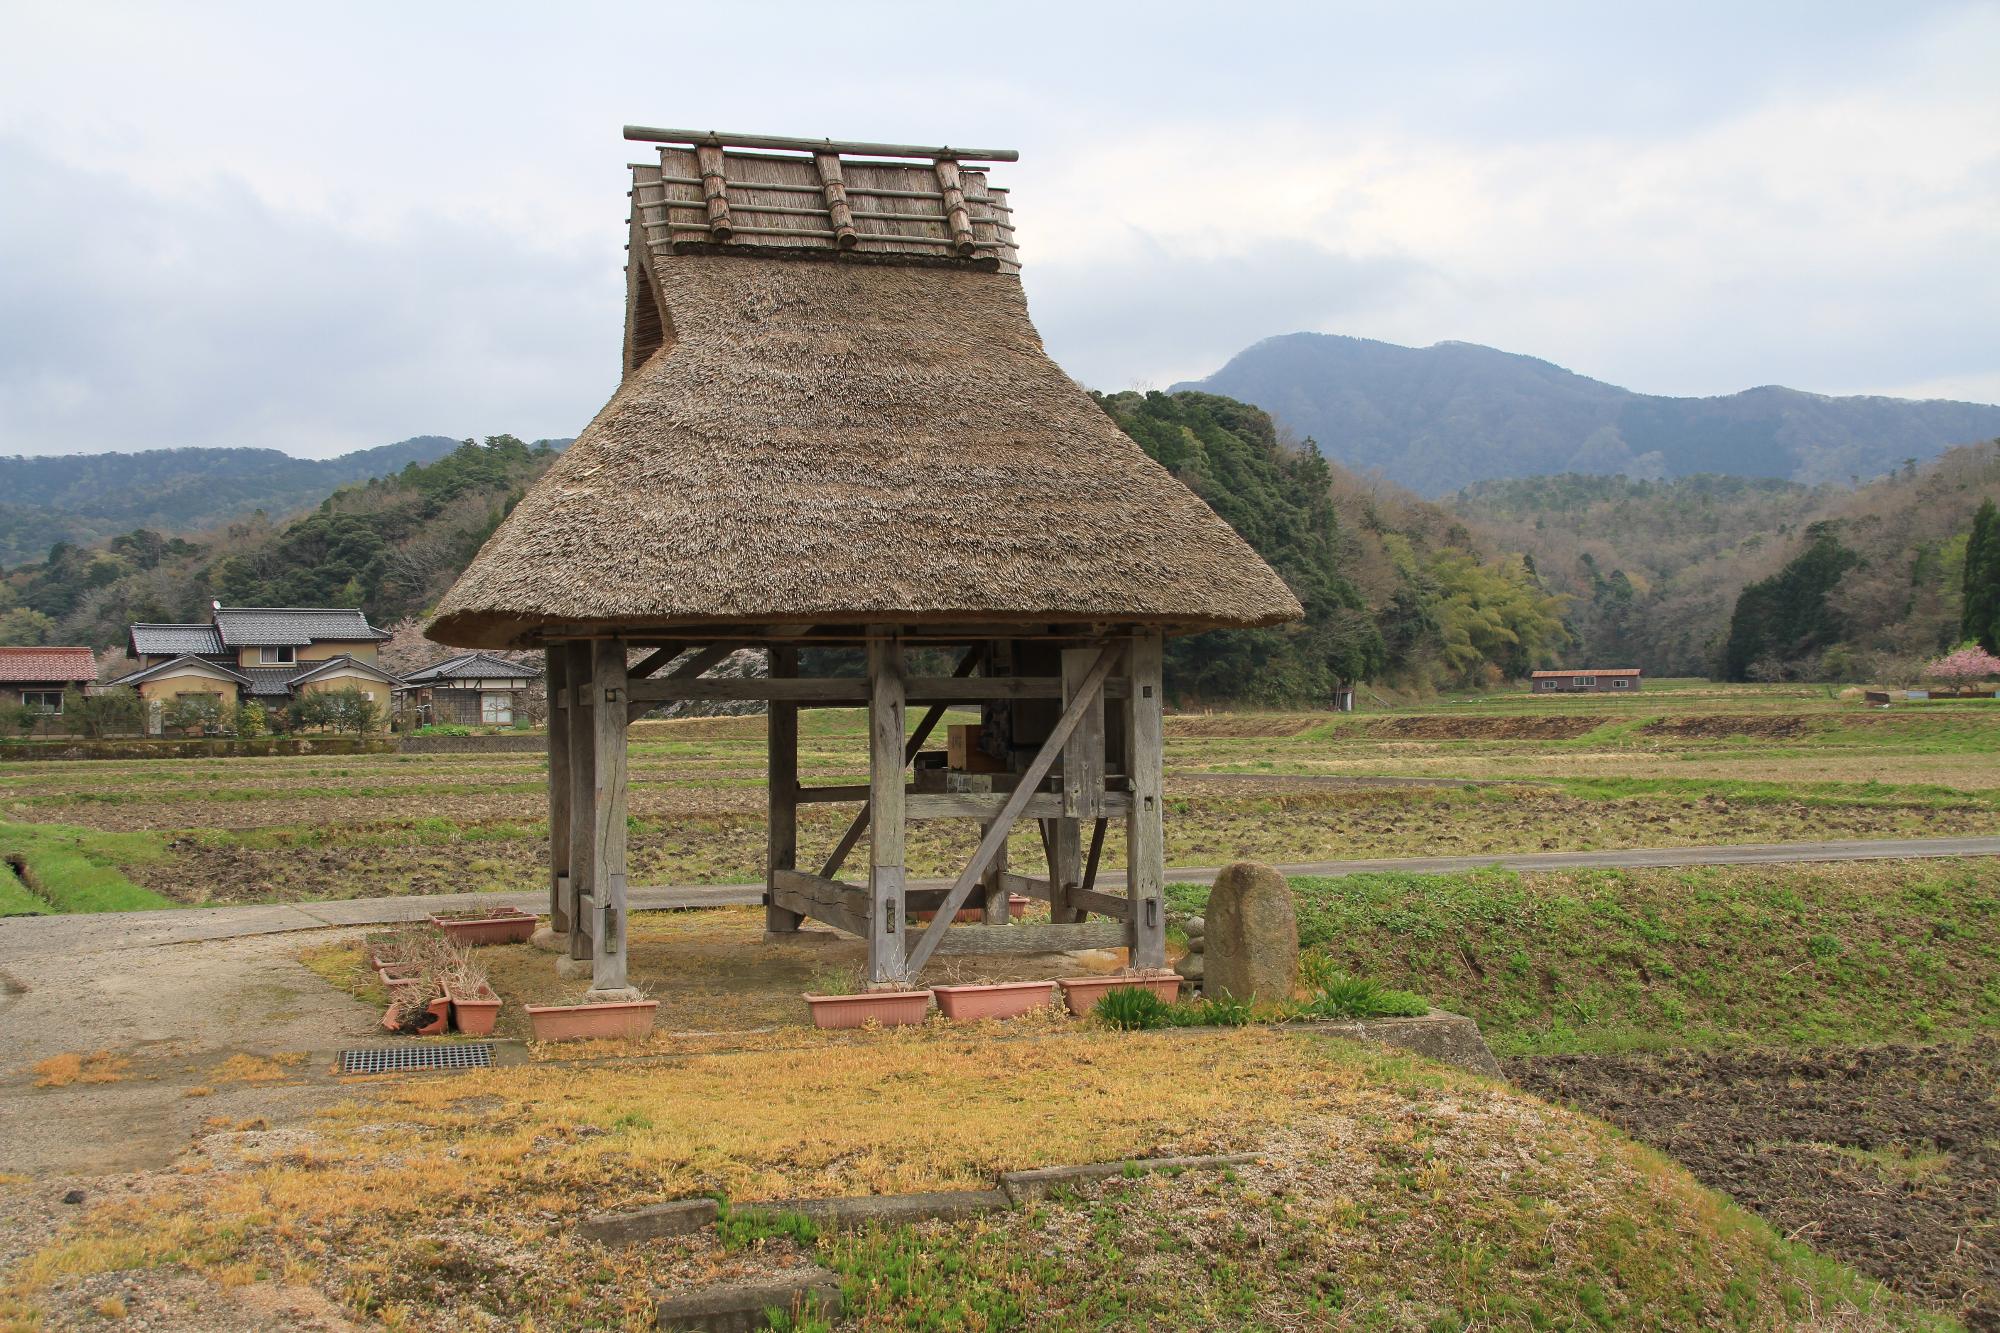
<box><xmin>627</xmin><ymin>675</ymin><xmax>1125</xmax><ymax>705</ymax></box>
<box><xmin>771</xmin><ymin>868</ymin><xmax>868</xmax><ymax>938</ymax></box>
<box><xmin>907</xmin><ymin>792</ymin><xmax>1130</xmax><ymax>821</ymax></box>
<box><xmin>1000</xmin><ymin>871</ymin><xmax>1130</xmax><ymax>923</ymax></box>
<box><xmin>905</xmin><ymin>646</ymin><xmax>1118</xmax><ymax>975</ymax></box>
<box><xmin>906</xmin><ymin>921</ymin><xmax>1125</xmax><ymax>957</ymax></box>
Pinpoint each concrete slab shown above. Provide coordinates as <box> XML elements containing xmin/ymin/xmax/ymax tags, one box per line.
<box><xmin>653</xmin><ymin>1267</ymin><xmax>841</xmax><ymax>1332</ymax></box>
<box><xmin>999</xmin><ymin>1153</ymin><xmax>1259</xmax><ymax>1204</ymax></box>
<box><xmin>577</xmin><ymin>1197</ymin><xmax>720</xmax><ymax>1246</ymax></box>
<box><xmin>739</xmin><ymin>1189</ymin><xmax>1009</xmax><ymax>1230</ymax></box>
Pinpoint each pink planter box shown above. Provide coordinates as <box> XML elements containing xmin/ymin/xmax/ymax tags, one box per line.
<box><xmin>931</xmin><ymin>980</ymin><xmax>1058</xmax><ymax>1021</ymax></box>
<box><xmin>525</xmin><ymin>999</ymin><xmax>658</xmax><ymax>1042</ymax></box>
<box><xmin>802</xmin><ymin>991</ymin><xmax>931</xmax><ymax>1029</ymax></box>
<box><xmin>431</xmin><ymin>912</ymin><xmax>539</xmax><ymax>946</ymax></box>
<box><xmin>1057</xmin><ymin>972</ymin><xmax>1182</xmax><ymax>1016</ymax></box>
<box><xmin>912</xmin><ymin>894</ymin><xmax>1030</xmax><ymax>925</ymax></box>
<box><xmin>447</xmin><ymin>982</ymin><xmax>503</xmax><ymax>1036</ymax></box>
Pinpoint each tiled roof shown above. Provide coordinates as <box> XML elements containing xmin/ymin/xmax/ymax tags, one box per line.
<box><xmin>212</xmin><ymin>606</ymin><xmax>388</xmax><ymax>647</ymax></box>
<box><xmin>1530</xmin><ymin>668</ymin><xmax>1643</xmax><ymax>678</ymax></box>
<box><xmin>240</xmin><ymin>667</ymin><xmax>301</xmax><ymax>698</ymax></box>
<box><xmin>107</xmin><ymin>655</ymin><xmax>253</xmax><ymax>689</ymax></box>
<box><xmin>0</xmin><ymin>646</ymin><xmax>97</xmax><ymax>684</ymax></box>
<box><xmin>401</xmin><ymin>652</ymin><xmax>541</xmax><ymax>684</ymax></box>
<box><xmin>288</xmin><ymin>654</ymin><xmax>403</xmax><ymax>688</ymax></box>
<box><xmin>129</xmin><ymin>623</ymin><xmax>226</xmax><ymax>656</ymax></box>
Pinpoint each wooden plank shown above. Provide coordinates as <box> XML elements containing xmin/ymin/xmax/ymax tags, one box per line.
<box><xmin>772</xmin><ymin>868</ymin><xmax>868</xmax><ymax>939</ymax></box>
<box><xmin>1125</xmin><ymin>633</ymin><xmax>1167</xmax><ymax>970</ymax></box>
<box><xmin>766</xmin><ymin>646</ymin><xmax>801</xmax><ymax>933</ymax></box>
<box><xmin>1061</xmin><ymin>647</ymin><xmax>1108</xmax><ymax>819</ymax></box>
<box><xmin>1000</xmin><ymin>871</ymin><xmax>1125</xmax><ymax>922</ymax></box>
<box><xmin>907</xmin><ymin>792</ymin><xmax>1129</xmax><ymax>821</ymax></box>
<box><xmin>905</xmin><ymin>646</ymin><xmax>1117</xmax><ymax>975</ymax></box>
<box><xmin>1048</xmin><ymin>817</ymin><xmax>1083</xmax><ymax>925</ymax></box>
<box><xmin>565</xmin><ymin>644</ymin><xmax>597</xmax><ymax>961</ymax></box>
<box><xmin>980</xmin><ymin>817</ymin><xmax>1010</xmax><ymax>925</ymax></box>
<box><xmin>818</xmin><ymin>646</ymin><xmax>983</xmax><ymax>881</ymax></box>
<box><xmin>590</xmin><ymin>640</ymin><xmax>632</xmax><ymax>990</ymax></box>
<box><xmin>625</xmin><ymin>675</ymin><xmax>1128</xmax><ymax>705</ymax></box>
<box><xmin>906</xmin><ymin>921</ymin><xmax>1126</xmax><ymax>957</ymax></box>
<box><xmin>796</xmin><ymin>783</ymin><xmax>871</xmax><ymax>805</ymax></box>
<box><xmin>999</xmin><ymin>871</ymin><xmax>1050</xmax><ymax>901</ymax></box>
<box><xmin>867</xmin><ymin>633</ymin><xmax>908</xmax><ymax>984</ymax></box>
<box><xmin>545</xmin><ymin>649</ymin><xmax>573</xmax><ymax>934</ymax></box>
<box><xmin>623</xmin><ymin>125</ymin><xmax>1021</xmax><ymax>163</ymax></box>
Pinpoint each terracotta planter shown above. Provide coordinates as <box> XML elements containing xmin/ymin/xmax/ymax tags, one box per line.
<box><xmin>446</xmin><ymin>982</ymin><xmax>502</xmax><ymax>1036</ymax></box>
<box><xmin>431</xmin><ymin>912</ymin><xmax>539</xmax><ymax>946</ymax></box>
<box><xmin>377</xmin><ymin>964</ymin><xmax>421</xmax><ymax>988</ymax></box>
<box><xmin>913</xmin><ymin>895</ymin><xmax>1031</xmax><ymax>925</ymax></box>
<box><xmin>381</xmin><ymin>995</ymin><xmax>450</xmax><ymax>1036</ymax></box>
<box><xmin>802</xmin><ymin>990</ymin><xmax>931</xmax><ymax>1029</ymax></box>
<box><xmin>931</xmin><ymin>980</ymin><xmax>1057</xmax><ymax>1021</ymax></box>
<box><xmin>1058</xmin><ymin>971</ymin><xmax>1182</xmax><ymax>1016</ymax></box>
<box><xmin>525</xmin><ymin>999</ymin><xmax>658</xmax><ymax>1042</ymax></box>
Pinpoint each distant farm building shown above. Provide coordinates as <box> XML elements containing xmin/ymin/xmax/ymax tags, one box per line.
<box><xmin>1529</xmin><ymin>668</ymin><xmax>1642</xmax><ymax>694</ymax></box>
<box><xmin>0</xmin><ymin>646</ymin><xmax>98</xmax><ymax>715</ymax></box>
<box><xmin>397</xmin><ymin>652</ymin><xmax>540</xmax><ymax>726</ymax></box>
<box><xmin>112</xmin><ymin>604</ymin><xmax>400</xmax><ymax>730</ymax></box>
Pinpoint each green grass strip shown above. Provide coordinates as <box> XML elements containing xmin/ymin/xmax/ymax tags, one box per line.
<box><xmin>0</xmin><ymin>820</ymin><xmax>177</xmax><ymax>914</ymax></box>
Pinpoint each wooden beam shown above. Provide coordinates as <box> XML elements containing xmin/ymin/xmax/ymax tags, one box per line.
<box><xmin>590</xmin><ymin>640</ymin><xmax>632</xmax><ymax>990</ymax></box>
<box><xmin>1125</xmin><ymin>633</ymin><xmax>1167</xmax><ymax>970</ymax></box>
<box><xmin>1061</xmin><ymin>647</ymin><xmax>1109</xmax><ymax>820</ymax></box>
<box><xmin>1083</xmin><ymin>817</ymin><xmax>1107</xmax><ymax>894</ymax></box>
<box><xmin>906</xmin><ymin>921</ymin><xmax>1126</xmax><ymax>957</ymax></box>
<box><xmin>545</xmin><ymin>649</ymin><xmax>573</xmax><ymax>935</ymax></box>
<box><xmin>627</xmin><ymin>643</ymin><xmax>686</xmax><ymax>681</ymax></box>
<box><xmin>867</xmin><ymin>633</ymin><xmax>909</xmax><ymax>984</ymax></box>
<box><xmin>796</xmin><ymin>784</ymin><xmax>870</xmax><ymax>805</ymax></box>
<box><xmin>623</xmin><ymin>125</ymin><xmax>1021</xmax><ymax>163</ymax></box>
<box><xmin>565</xmin><ymin>643</ymin><xmax>597</xmax><ymax>961</ymax></box>
<box><xmin>626</xmin><ymin>675</ymin><xmax>1127</xmax><ymax>705</ymax></box>
<box><xmin>1048</xmin><ymin>817</ymin><xmax>1083</xmax><ymax>925</ymax></box>
<box><xmin>766</xmin><ymin>645</ymin><xmax>801</xmax><ymax>933</ymax></box>
<box><xmin>771</xmin><ymin>868</ymin><xmax>869</xmax><ymax>939</ymax></box>
<box><xmin>818</xmin><ymin>645</ymin><xmax>983</xmax><ymax>881</ymax></box>
<box><xmin>905</xmin><ymin>646</ymin><xmax>1117</xmax><ymax>976</ymax></box>
<box><xmin>907</xmin><ymin>792</ymin><xmax>1130</xmax><ymax>821</ymax></box>
<box><xmin>1000</xmin><ymin>871</ymin><xmax>1129</xmax><ymax>923</ymax></box>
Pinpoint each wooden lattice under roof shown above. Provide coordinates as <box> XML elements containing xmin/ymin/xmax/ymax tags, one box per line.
<box><xmin>624</xmin><ymin>125</ymin><xmax>1021</xmax><ymax>271</ymax></box>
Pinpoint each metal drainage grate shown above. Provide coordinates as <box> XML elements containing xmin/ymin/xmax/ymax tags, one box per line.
<box><xmin>339</xmin><ymin>1043</ymin><xmax>494</xmax><ymax>1076</ymax></box>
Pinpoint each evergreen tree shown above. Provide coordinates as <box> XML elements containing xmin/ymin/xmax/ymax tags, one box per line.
<box><xmin>1963</xmin><ymin>498</ymin><xmax>2000</xmax><ymax>653</ymax></box>
<box><xmin>1720</xmin><ymin>523</ymin><xmax>1861</xmax><ymax>679</ymax></box>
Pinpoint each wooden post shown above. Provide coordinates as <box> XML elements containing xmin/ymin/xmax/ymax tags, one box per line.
<box><xmin>766</xmin><ymin>645</ymin><xmax>802</xmax><ymax>933</ymax></box>
<box><xmin>1125</xmin><ymin>632</ymin><xmax>1167</xmax><ymax>970</ymax></box>
<box><xmin>979</xmin><ymin>819</ymin><xmax>1010</xmax><ymax>925</ymax></box>
<box><xmin>866</xmin><ymin>631</ymin><xmax>908</xmax><ymax>984</ymax></box>
<box><xmin>1049</xmin><ymin>646</ymin><xmax>1104</xmax><ymax>924</ymax></box>
<box><xmin>695</xmin><ymin>142</ymin><xmax>734</xmax><ymax>241</ymax></box>
<box><xmin>590</xmin><ymin>639</ymin><xmax>631</xmax><ymax>992</ymax></box>
<box><xmin>981</xmin><ymin>637</ymin><xmax>1014</xmax><ymax>926</ymax></box>
<box><xmin>565</xmin><ymin>641</ymin><xmax>597</xmax><ymax>961</ymax></box>
<box><xmin>544</xmin><ymin>648</ymin><xmax>572</xmax><ymax>936</ymax></box>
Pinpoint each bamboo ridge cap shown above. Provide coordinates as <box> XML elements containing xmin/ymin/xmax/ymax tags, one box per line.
<box><xmin>623</xmin><ymin>125</ymin><xmax>1020</xmax><ymax>163</ymax></box>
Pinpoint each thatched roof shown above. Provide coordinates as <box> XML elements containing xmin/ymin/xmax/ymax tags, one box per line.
<box><xmin>429</xmin><ymin>131</ymin><xmax>1301</xmax><ymax>649</ymax></box>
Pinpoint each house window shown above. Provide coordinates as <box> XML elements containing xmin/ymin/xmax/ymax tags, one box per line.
<box><xmin>1540</xmin><ymin>680</ymin><xmax>1557</xmax><ymax>690</ymax></box>
<box><xmin>21</xmin><ymin>690</ymin><xmax>65</xmax><ymax>714</ymax></box>
<box><xmin>1612</xmin><ymin>678</ymin><xmax>1629</xmax><ymax>689</ymax></box>
<box><xmin>260</xmin><ymin>646</ymin><xmax>297</xmax><ymax>664</ymax></box>
<box><xmin>481</xmin><ymin>692</ymin><xmax>513</xmax><ymax>725</ymax></box>
<box><xmin>1576</xmin><ymin>676</ymin><xmax>1595</xmax><ymax>688</ymax></box>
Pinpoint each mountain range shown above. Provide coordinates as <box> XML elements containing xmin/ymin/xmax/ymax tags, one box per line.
<box><xmin>0</xmin><ymin>436</ymin><xmax>471</xmax><ymax>564</ymax></box>
<box><xmin>1175</xmin><ymin>334</ymin><xmax>2000</xmax><ymax>496</ymax></box>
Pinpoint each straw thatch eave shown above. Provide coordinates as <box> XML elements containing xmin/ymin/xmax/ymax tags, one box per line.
<box><xmin>429</xmin><ymin>254</ymin><xmax>1300</xmax><ymax>650</ymax></box>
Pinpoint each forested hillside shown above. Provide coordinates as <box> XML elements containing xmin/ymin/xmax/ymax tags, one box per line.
<box><xmin>1100</xmin><ymin>391</ymin><xmax>1567</xmax><ymax>700</ymax></box>
<box><xmin>0</xmin><ymin>435</ymin><xmax>476</xmax><ymax>564</ymax></box>
<box><xmin>1451</xmin><ymin>443</ymin><xmax>2000</xmax><ymax>678</ymax></box>
<box><xmin>0</xmin><ymin>436</ymin><xmax>561</xmax><ymax>654</ymax></box>
<box><xmin>1177</xmin><ymin>333</ymin><xmax>2000</xmax><ymax>495</ymax></box>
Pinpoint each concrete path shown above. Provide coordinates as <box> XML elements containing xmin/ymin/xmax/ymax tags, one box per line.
<box><xmin>4</xmin><ymin>835</ymin><xmax>1996</xmax><ymax>959</ymax></box>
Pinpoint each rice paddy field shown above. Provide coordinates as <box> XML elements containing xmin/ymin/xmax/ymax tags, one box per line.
<box><xmin>2</xmin><ymin>680</ymin><xmax>1996</xmax><ymax>910</ymax></box>
<box><xmin>2</xmin><ymin>680</ymin><xmax>1997</xmax><ymax>1329</ymax></box>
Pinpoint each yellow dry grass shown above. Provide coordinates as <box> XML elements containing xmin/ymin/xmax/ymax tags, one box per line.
<box><xmin>29</xmin><ymin>1051</ymin><xmax>129</xmax><ymax>1088</ymax></box>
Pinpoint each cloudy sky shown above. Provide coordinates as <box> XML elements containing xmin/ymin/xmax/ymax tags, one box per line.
<box><xmin>2</xmin><ymin>1</ymin><xmax>1995</xmax><ymax>457</ymax></box>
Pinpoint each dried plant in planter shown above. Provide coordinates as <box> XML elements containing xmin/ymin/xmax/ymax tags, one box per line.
<box><xmin>387</xmin><ymin>976</ymin><xmax>447</xmax><ymax>1034</ymax></box>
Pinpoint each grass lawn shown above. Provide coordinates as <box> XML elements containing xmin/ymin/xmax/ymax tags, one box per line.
<box><xmin>0</xmin><ymin>819</ymin><xmax>175</xmax><ymax>914</ymax></box>
<box><xmin>0</xmin><ymin>1029</ymin><xmax>1939</xmax><ymax>1332</ymax></box>
<box><xmin>1167</xmin><ymin>859</ymin><xmax>2000</xmax><ymax>1056</ymax></box>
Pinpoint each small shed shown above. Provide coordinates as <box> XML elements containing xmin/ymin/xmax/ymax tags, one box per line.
<box><xmin>0</xmin><ymin>647</ymin><xmax>98</xmax><ymax>715</ymax></box>
<box><xmin>1528</xmin><ymin>668</ymin><xmax>1643</xmax><ymax>694</ymax></box>
<box><xmin>427</xmin><ymin>127</ymin><xmax>1301</xmax><ymax>992</ymax></box>
<box><xmin>398</xmin><ymin>652</ymin><xmax>541</xmax><ymax>726</ymax></box>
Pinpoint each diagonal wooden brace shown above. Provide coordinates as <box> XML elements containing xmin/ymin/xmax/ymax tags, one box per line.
<box><xmin>818</xmin><ymin>644</ymin><xmax>984</xmax><ymax>880</ymax></box>
<box><xmin>904</xmin><ymin>644</ymin><xmax>1120</xmax><ymax>975</ymax></box>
